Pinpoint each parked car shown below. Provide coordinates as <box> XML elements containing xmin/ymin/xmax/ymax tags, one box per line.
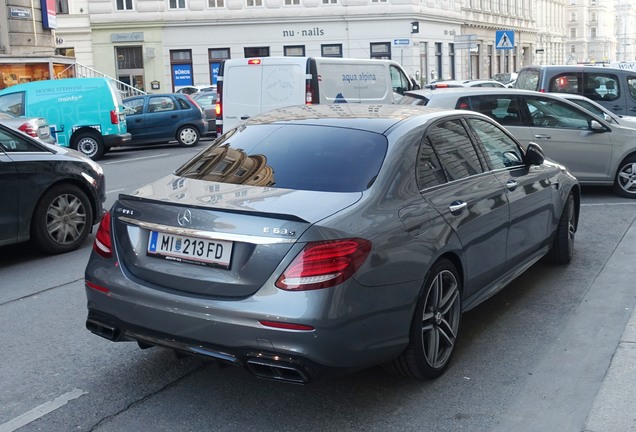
<box><xmin>548</xmin><ymin>92</ymin><xmax>636</xmax><ymax>128</ymax></box>
<box><xmin>191</xmin><ymin>91</ymin><xmax>216</xmax><ymax>135</ymax></box>
<box><xmin>491</xmin><ymin>72</ymin><xmax>518</xmax><ymax>87</ymax></box>
<box><xmin>399</xmin><ymin>87</ymin><xmax>636</xmax><ymax>197</ymax></box>
<box><xmin>0</xmin><ymin>110</ymin><xmax>55</xmax><ymax>144</ymax></box>
<box><xmin>425</xmin><ymin>79</ymin><xmax>507</xmax><ymax>89</ymax></box>
<box><xmin>513</xmin><ymin>65</ymin><xmax>636</xmax><ymax>117</ymax></box>
<box><xmin>123</xmin><ymin>93</ymin><xmax>207</xmax><ymax>147</ymax></box>
<box><xmin>85</xmin><ymin>104</ymin><xmax>579</xmax><ymax>383</ymax></box>
<box><xmin>0</xmin><ymin>120</ymin><xmax>105</xmax><ymax>254</ymax></box>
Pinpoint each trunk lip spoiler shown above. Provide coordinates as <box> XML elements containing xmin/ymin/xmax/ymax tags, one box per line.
<box><xmin>119</xmin><ymin>216</ymin><xmax>297</xmax><ymax>245</ymax></box>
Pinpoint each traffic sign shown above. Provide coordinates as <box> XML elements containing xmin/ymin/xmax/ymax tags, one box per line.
<box><xmin>496</xmin><ymin>30</ymin><xmax>514</xmax><ymax>50</ymax></box>
<box><xmin>392</xmin><ymin>39</ymin><xmax>412</xmax><ymax>47</ymax></box>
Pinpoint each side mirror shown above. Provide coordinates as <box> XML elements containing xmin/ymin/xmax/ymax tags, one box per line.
<box><xmin>590</xmin><ymin>119</ymin><xmax>606</xmax><ymax>132</ymax></box>
<box><xmin>525</xmin><ymin>142</ymin><xmax>545</xmax><ymax>166</ymax></box>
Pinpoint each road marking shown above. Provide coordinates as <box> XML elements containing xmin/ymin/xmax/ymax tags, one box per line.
<box><xmin>0</xmin><ymin>389</ymin><xmax>87</xmax><ymax>432</ymax></box>
<box><xmin>103</xmin><ymin>153</ymin><xmax>171</xmax><ymax>164</ymax></box>
<box><xmin>582</xmin><ymin>202</ymin><xmax>636</xmax><ymax>206</ymax></box>
<box><xmin>106</xmin><ymin>187</ymin><xmax>127</xmax><ymax>195</ymax></box>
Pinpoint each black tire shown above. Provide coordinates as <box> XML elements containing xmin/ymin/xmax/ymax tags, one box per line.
<box><xmin>31</xmin><ymin>184</ymin><xmax>94</xmax><ymax>254</ymax></box>
<box><xmin>72</xmin><ymin>131</ymin><xmax>105</xmax><ymax>160</ymax></box>
<box><xmin>176</xmin><ymin>126</ymin><xmax>200</xmax><ymax>147</ymax></box>
<box><xmin>613</xmin><ymin>156</ymin><xmax>636</xmax><ymax>198</ymax></box>
<box><xmin>549</xmin><ymin>192</ymin><xmax>576</xmax><ymax>265</ymax></box>
<box><xmin>384</xmin><ymin>258</ymin><xmax>462</xmax><ymax>379</ymax></box>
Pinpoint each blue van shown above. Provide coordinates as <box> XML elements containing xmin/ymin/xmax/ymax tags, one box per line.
<box><xmin>0</xmin><ymin>77</ymin><xmax>131</xmax><ymax>160</ymax></box>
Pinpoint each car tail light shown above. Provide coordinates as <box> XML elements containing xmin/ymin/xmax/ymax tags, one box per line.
<box><xmin>93</xmin><ymin>211</ymin><xmax>112</xmax><ymax>258</ymax></box>
<box><xmin>305</xmin><ymin>82</ymin><xmax>314</xmax><ymax>104</ymax></box>
<box><xmin>18</xmin><ymin>121</ymin><xmax>38</xmax><ymax>137</ymax></box>
<box><xmin>275</xmin><ymin>238</ymin><xmax>371</xmax><ymax>291</ymax></box>
<box><xmin>110</xmin><ymin>110</ymin><xmax>119</xmax><ymax>124</ymax></box>
<box><xmin>248</xmin><ymin>58</ymin><xmax>262</xmax><ymax>65</ymax></box>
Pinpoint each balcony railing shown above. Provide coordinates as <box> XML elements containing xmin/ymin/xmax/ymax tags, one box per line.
<box><xmin>55</xmin><ymin>63</ymin><xmax>147</xmax><ymax>98</ymax></box>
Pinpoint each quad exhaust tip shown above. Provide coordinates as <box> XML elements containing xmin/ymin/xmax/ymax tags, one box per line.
<box><xmin>246</xmin><ymin>358</ymin><xmax>310</xmax><ymax>384</ymax></box>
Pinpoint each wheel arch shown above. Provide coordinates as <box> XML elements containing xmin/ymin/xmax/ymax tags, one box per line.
<box><xmin>70</xmin><ymin>126</ymin><xmax>103</xmax><ymax>145</ymax></box>
<box><xmin>28</xmin><ymin>179</ymin><xmax>100</xmax><ymax>234</ymax></box>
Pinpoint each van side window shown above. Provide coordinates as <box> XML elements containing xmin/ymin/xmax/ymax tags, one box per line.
<box><xmin>390</xmin><ymin>66</ymin><xmax>410</xmax><ymax>96</ymax></box>
<box><xmin>0</xmin><ymin>92</ymin><xmax>25</xmax><ymax>116</ymax></box>
<box><xmin>548</xmin><ymin>73</ymin><xmax>580</xmax><ymax>94</ymax></box>
<box><xmin>585</xmin><ymin>73</ymin><xmax>620</xmax><ymax>102</ymax></box>
<box><xmin>628</xmin><ymin>76</ymin><xmax>636</xmax><ymax>99</ymax></box>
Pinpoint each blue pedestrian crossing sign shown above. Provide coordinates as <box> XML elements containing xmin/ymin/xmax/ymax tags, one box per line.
<box><xmin>496</xmin><ymin>30</ymin><xmax>515</xmax><ymax>50</ymax></box>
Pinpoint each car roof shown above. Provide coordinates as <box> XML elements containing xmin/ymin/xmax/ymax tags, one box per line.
<box><xmin>242</xmin><ymin>104</ymin><xmax>460</xmax><ymax>133</ymax></box>
<box><xmin>404</xmin><ymin>87</ymin><xmax>542</xmax><ymax>99</ymax></box>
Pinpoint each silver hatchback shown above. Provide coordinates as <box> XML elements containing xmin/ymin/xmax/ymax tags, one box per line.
<box><xmin>401</xmin><ymin>87</ymin><xmax>636</xmax><ymax>197</ymax></box>
<box><xmin>85</xmin><ymin>104</ymin><xmax>579</xmax><ymax>383</ymax></box>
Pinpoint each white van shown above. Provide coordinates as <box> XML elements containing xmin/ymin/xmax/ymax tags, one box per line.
<box><xmin>216</xmin><ymin>57</ymin><xmax>415</xmax><ymax>134</ymax></box>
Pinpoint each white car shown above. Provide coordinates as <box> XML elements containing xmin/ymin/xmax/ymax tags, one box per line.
<box><xmin>548</xmin><ymin>93</ymin><xmax>636</xmax><ymax>128</ymax></box>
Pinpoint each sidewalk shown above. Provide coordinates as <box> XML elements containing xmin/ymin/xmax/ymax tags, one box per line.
<box><xmin>583</xmin><ymin>306</ymin><xmax>636</xmax><ymax>431</ymax></box>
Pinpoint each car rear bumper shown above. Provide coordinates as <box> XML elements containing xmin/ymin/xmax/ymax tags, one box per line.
<box><xmin>103</xmin><ymin>133</ymin><xmax>132</xmax><ymax>148</ymax></box>
<box><xmin>84</xmin><ymin>258</ymin><xmax>420</xmax><ymax>382</ymax></box>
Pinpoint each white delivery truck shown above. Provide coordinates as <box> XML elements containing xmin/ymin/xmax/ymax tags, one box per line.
<box><xmin>215</xmin><ymin>56</ymin><xmax>415</xmax><ymax>134</ymax></box>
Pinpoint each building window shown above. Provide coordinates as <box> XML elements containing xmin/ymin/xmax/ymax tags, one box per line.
<box><xmin>169</xmin><ymin>0</ymin><xmax>186</xmax><ymax>8</ymax></box>
<box><xmin>322</xmin><ymin>0</ymin><xmax>337</xmax><ymax>4</ymax></box>
<box><xmin>170</xmin><ymin>50</ymin><xmax>193</xmax><ymax>91</ymax></box>
<box><xmin>370</xmin><ymin>42</ymin><xmax>391</xmax><ymax>60</ymax></box>
<box><xmin>116</xmin><ymin>0</ymin><xmax>134</xmax><ymax>10</ymax></box>
<box><xmin>209</xmin><ymin>48</ymin><xmax>230</xmax><ymax>86</ymax></box>
<box><xmin>284</xmin><ymin>0</ymin><xmax>300</xmax><ymax>4</ymax></box>
<box><xmin>321</xmin><ymin>44</ymin><xmax>342</xmax><ymax>57</ymax></box>
<box><xmin>244</xmin><ymin>47</ymin><xmax>270</xmax><ymax>57</ymax></box>
<box><xmin>571</xmin><ymin>45</ymin><xmax>576</xmax><ymax>53</ymax></box>
<box><xmin>371</xmin><ymin>0</ymin><xmax>387</xmax><ymax>2</ymax></box>
<box><xmin>284</xmin><ymin>46</ymin><xmax>305</xmax><ymax>56</ymax></box>
<box><xmin>449</xmin><ymin>43</ymin><xmax>456</xmax><ymax>79</ymax></box>
<box><xmin>569</xmin><ymin>11</ymin><xmax>576</xmax><ymax>21</ymax></box>
<box><xmin>56</xmin><ymin>0</ymin><xmax>69</xmax><ymax>13</ymax></box>
<box><xmin>208</xmin><ymin>0</ymin><xmax>224</xmax><ymax>5</ymax></box>
<box><xmin>570</xmin><ymin>28</ymin><xmax>576</xmax><ymax>38</ymax></box>
<box><xmin>590</xmin><ymin>11</ymin><xmax>597</xmax><ymax>22</ymax></box>
<box><xmin>246</xmin><ymin>0</ymin><xmax>262</xmax><ymax>5</ymax></box>
<box><xmin>590</xmin><ymin>27</ymin><xmax>597</xmax><ymax>38</ymax></box>
<box><xmin>435</xmin><ymin>42</ymin><xmax>442</xmax><ymax>80</ymax></box>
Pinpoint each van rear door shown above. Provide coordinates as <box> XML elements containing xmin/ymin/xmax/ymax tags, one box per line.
<box><xmin>222</xmin><ymin>58</ymin><xmax>307</xmax><ymax>132</ymax></box>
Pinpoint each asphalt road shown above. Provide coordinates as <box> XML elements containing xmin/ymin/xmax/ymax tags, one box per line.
<box><xmin>1</xmin><ymin>142</ymin><xmax>635</xmax><ymax>432</ymax></box>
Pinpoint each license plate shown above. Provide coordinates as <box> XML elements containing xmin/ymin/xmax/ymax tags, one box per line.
<box><xmin>147</xmin><ymin>231</ymin><xmax>233</xmax><ymax>268</ymax></box>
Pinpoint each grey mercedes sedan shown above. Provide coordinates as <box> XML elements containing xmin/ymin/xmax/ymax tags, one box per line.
<box><xmin>84</xmin><ymin>104</ymin><xmax>579</xmax><ymax>383</ymax></box>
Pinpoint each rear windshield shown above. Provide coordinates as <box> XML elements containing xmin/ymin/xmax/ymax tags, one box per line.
<box><xmin>176</xmin><ymin>124</ymin><xmax>387</xmax><ymax>193</ymax></box>
<box><xmin>514</xmin><ymin>69</ymin><xmax>540</xmax><ymax>91</ymax></box>
<box><xmin>399</xmin><ymin>94</ymin><xmax>429</xmax><ymax>106</ymax></box>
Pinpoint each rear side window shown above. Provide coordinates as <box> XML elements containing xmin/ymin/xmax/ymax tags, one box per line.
<box><xmin>514</xmin><ymin>69</ymin><xmax>540</xmax><ymax>91</ymax></box>
<box><xmin>629</xmin><ymin>76</ymin><xmax>636</xmax><ymax>99</ymax></box>
<box><xmin>0</xmin><ymin>92</ymin><xmax>25</xmax><ymax>116</ymax></box>
<box><xmin>424</xmin><ymin>119</ymin><xmax>484</xmax><ymax>181</ymax></box>
<box><xmin>176</xmin><ymin>124</ymin><xmax>387</xmax><ymax>192</ymax></box>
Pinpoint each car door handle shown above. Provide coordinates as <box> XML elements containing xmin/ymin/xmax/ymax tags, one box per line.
<box><xmin>134</xmin><ymin>118</ymin><xmax>142</xmax><ymax>122</ymax></box>
<box><xmin>241</xmin><ymin>115</ymin><xmax>251</xmax><ymax>120</ymax></box>
<box><xmin>171</xmin><ymin>114</ymin><xmax>178</xmax><ymax>118</ymax></box>
<box><xmin>534</xmin><ymin>134</ymin><xmax>551</xmax><ymax>139</ymax></box>
<box><xmin>449</xmin><ymin>201</ymin><xmax>467</xmax><ymax>215</ymax></box>
<box><xmin>506</xmin><ymin>180</ymin><xmax>519</xmax><ymax>191</ymax></box>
